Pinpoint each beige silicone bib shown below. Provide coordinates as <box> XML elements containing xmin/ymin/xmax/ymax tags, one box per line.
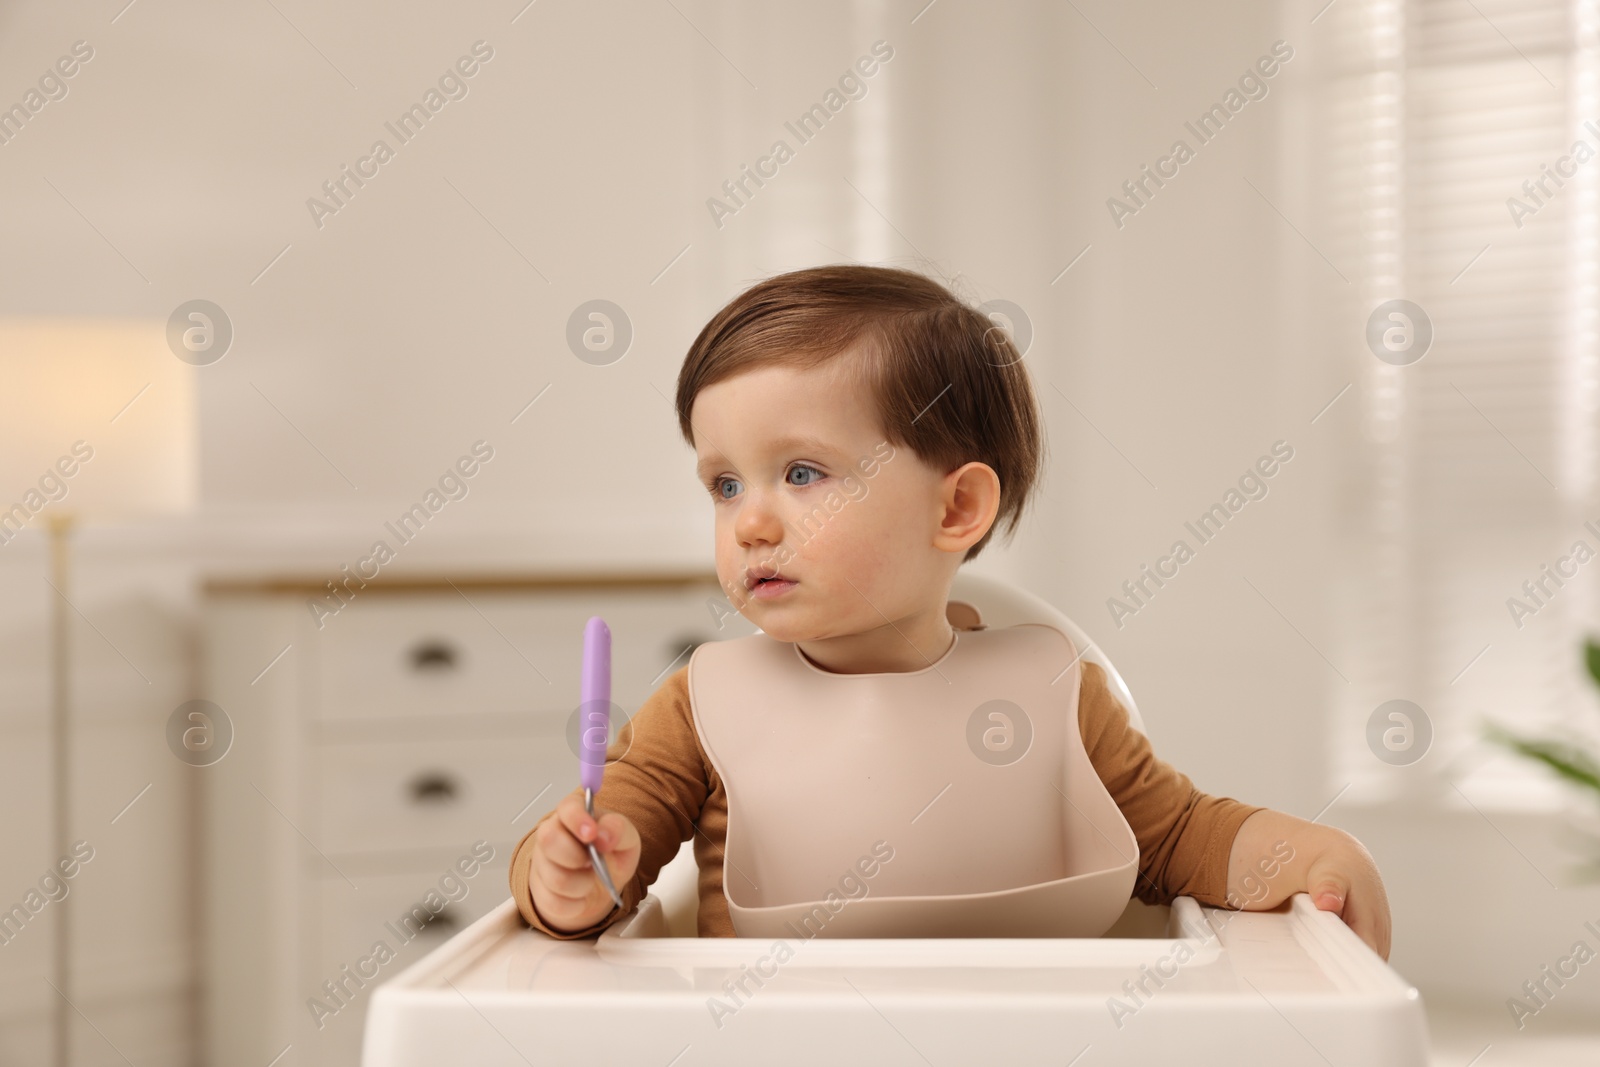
<box><xmin>688</xmin><ymin>611</ymin><xmax>1138</xmax><ymax>939</ymax></box>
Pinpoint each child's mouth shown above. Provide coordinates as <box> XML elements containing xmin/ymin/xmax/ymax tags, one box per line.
<box><xmin>750</xmin><ymin>577</ymin><xmax>797</xmax><ymax>600</ymax></box>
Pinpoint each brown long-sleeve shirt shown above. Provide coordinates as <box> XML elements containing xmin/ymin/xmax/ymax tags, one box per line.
<box><xmin>509</xmin><ymin>657</ymin><xmax>1264</xmax><ymax>939</ymax></box>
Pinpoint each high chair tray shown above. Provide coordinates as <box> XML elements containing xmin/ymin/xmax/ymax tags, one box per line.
<box><xmin>595</xmin><ymin>894</ymin><xmax>1226</xmax><ymax>967</ymax></box>
<box><xmin>362</xmin><ymin>891</ymin><xmax>1429</xmax><ymax>1066</ymax></box>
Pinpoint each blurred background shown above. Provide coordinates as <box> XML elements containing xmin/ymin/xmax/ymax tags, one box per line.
<box><xmin>2</xmin><ymin>0</ymin><xmax>1600</xmax><ymax>1063</ymax></box>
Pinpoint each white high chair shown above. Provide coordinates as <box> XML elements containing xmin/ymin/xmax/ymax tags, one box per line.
<box><xmin>947</xmin><ymin>569</ymin><xmax>1147</xmax><ymax>737</ymax></box>
<box><xmin>361</xmin><ymin>572</ymin><xmax>1432</xmax><ymax>1066</ymax></box>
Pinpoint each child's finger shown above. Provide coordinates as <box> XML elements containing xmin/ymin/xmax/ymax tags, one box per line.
<box><xmin>1308</xmin><ymin>853</ymin><xmax>1391</xmax><ymax>961</ymax></box>
<box><xmin>555</xmin><ymin>788</ymin><xmax>636</xmax><ymax>853</ymax></box>
<box><xmin>535</xmin><ymin>841</ymin><xmax>613</xmax><ymax>904</ymax></box>
<box><xmin>1342</xmin><ymin>899</ymin><xmax>1378</xmax><ymax>957</ymax></box>
<box><xmin>553</xmin><ymin>788</ymin><xmax>604</xmax><ymax>849</ymax></box>
<box><xmin>543</xmin><ymin>797</ymin><xmax>634</xmax><ymax>882</ymax></box>
<box><xmin>535</xmin><ymin>819</ymin><xmax>589</xmax><ymax>873</ymax></box>
<box><xmin>1343</xmin><ymin>891</ymin><xmax>1391</xmax><ymax>961</ymax></box>
<box><xmin>594</xmin><ymin>811</ymin><xmax>639</xmax><ymax>854</ymax></box>
<box><xmin>532</xmin><ymin>844</ymin><xmax>589</xmax><ymax>902</ymax></box>
<box><xmin>533</xmin><ymin>817</ymin><xmax>615</xmax><ymax>904</ymax></box>
<box><xmin>540</xmin><ymin>796</ymin><xmax>600</xmax><ymax>870</ymax></box>
<box><xmin>1314</xmin><ymin>882</ymin><xmax>1386</xmax><ymax>960</ymax></box>
<box><xmin>588</xmin><ymin>812</ymin><xmax>640</xmax><ymax>886</ymax></box>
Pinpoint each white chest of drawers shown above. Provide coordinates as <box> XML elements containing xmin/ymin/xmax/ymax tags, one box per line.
<box><xmin>200</xmin><ymin>573</ymin><xmax>739</xmax><ymax>1067</ymax></box>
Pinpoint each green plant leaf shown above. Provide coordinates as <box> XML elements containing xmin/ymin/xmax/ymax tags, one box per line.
<box><xmin>1483</xmin><ymin>722</ymin><xmax>1600</xmax><ymax>797</ymax></box>
<box><xmin>1585</xmin><ymin>638</ymin><xmax>1600</xmax><ymax>690</ymax></box>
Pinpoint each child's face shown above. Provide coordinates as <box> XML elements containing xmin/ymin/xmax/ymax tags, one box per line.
<box><xmin>690</xmin><ymin>359</ymin><xmax>960</xmax><ymax>648</ymax></box>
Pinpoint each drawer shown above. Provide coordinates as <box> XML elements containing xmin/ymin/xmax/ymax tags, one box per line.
<box><xmin>312</xmin><ymin>731</ymin><xmax>571</xmax><ymax>856</ymax></box>
<box><xmin>312</xmin><ymin>586</ymin><xmax>736</xmax><ymax>721</ymax></box>
<box><xmin>304</xmin><ymin>865</ymin><xmax>507</xmax><ymax>1065</ymax></box>
<box><xmin>310</xmin><ymin>865</ymin><xmax>507</xmax><ymax>978</ymax></box>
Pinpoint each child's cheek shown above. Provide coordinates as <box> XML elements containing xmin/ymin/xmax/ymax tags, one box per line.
<box><xmin>714</xmin><ymin>541</ymin><xmax>746</xmax><ymax>601</ymax></box>
<box><xmin>829</xmin><ymin>521</ymin><xmax>895</xmax><ymax>594</ymax></box>
<box><xmin>784</xmin><ymin>500</ymin><xmax>848</xmax><ymax>564</ymax></box>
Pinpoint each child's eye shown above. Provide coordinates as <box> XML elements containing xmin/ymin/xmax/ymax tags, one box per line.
<box><xmin>706</xmin><ymin>465</ymin><xmax>823</xmax><ymax>501</ymax></box>
<box><xmin>787</xmin><ymin>464</ymin><xmax>823</xmax><ymax>487</ymax></box>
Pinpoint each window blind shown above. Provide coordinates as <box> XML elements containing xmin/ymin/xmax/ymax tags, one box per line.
<box><xmin>1325</xmin><ymin>0</ymin><xmax>1600</xmax><ymax>809</ymax></box>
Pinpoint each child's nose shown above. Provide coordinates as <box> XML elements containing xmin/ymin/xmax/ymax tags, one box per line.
<box><xmin>734</xmin><ymin>489</ymin><xmax>786</xmax><ymax>544</ymax></box>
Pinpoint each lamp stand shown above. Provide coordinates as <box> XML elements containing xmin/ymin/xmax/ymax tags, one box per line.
<box><xmin>46</xmin><ymin>512</ymin><xmax>73</xmax><ymax>1067</ymax></box>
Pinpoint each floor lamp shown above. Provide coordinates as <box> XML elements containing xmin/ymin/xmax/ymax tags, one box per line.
<box><xmin>0</xmin><ymin>319</ymin><xmax>195</xmax><ymax>1067</ymax></box>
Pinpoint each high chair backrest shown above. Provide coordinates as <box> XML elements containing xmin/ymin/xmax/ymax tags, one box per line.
<box><xmin>948</xmin><ymin>570</ymin><xmax>1148</xmax><ymax>738</ymax></box>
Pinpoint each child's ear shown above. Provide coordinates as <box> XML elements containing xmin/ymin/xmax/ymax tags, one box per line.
<box><xmin>932</xmin><ymin>461</ymin><xmax>1000</xmax><ymax>554</ymax></box>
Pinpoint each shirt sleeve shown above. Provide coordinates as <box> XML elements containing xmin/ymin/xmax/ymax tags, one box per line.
<box><xmin>508</xmin><ymin>666</ymin><xmax>706</xmax><ymax>939</ymax></box>
<box><xmin>1077</xmin><ymin>660</ymin><xmax>1265</xmax><ymax>908</ymax></box>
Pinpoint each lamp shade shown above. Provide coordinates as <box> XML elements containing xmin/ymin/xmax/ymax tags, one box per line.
<box><xmin>0</xmin><ymin>317</ymin><xmax>196</xmax><ymax>533</ymax></box>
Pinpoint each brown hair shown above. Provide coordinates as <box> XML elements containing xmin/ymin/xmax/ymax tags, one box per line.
<box><xmin>675</xmin><ymin>264</ymin><xmax>1045</xmax><ymax>562</ymax></box>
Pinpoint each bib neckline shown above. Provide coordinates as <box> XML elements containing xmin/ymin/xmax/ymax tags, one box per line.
<box><xmin>790</xmin><ymin>629</ymin><xmax>962</xmax><ymax>678</ymax></box>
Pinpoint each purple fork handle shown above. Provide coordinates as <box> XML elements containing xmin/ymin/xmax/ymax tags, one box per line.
<box><xmin>579</xmin><ymin>618</ymin><xmax>623</xmax><ymax>909</ymax></box>
<box><xmin>579</xmin><ymin>617</ymin><xmax>611</xmax><ymax>795</ymax></box>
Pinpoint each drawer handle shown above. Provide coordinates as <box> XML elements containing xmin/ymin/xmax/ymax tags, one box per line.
<box><xmin>409</xmin><ymin>640</ymin><xmax>459</xmax><ymax>672</ymax></box>
<box><xmin>667</xmin><ymin>634</ymin><xmax>706</xmax><ymax>666</ymax></box>
<box><xmin>407</xmin><ymin>772</ymin><xmax>460</xmax><ymax>804</ymax></box>
<box><xmin>426</xmin><ymin>906</ymin><xmax>462</xmax><ymax>934</ymax></box>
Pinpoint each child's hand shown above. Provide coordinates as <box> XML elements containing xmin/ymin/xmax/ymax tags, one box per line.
<box><xmin>528</xmin><ymin>790</ymin><xmax>640</xmax><ymax>934</ymax></box>
<box><xmin>1228</xmin><ymin>811</ymin><xmax>1393</xmax><ymax>961</ymax></box>
<box><xmin>1305</xmin><ymin>836</ymin><xmax>1392</xmax><ymax>961</ymax></box>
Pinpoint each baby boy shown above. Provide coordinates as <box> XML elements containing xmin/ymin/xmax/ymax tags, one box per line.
<box><xmin>509</xmin><ymin>265</ymin><xmax>1391</xmax><ymax>958</ymax></box>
